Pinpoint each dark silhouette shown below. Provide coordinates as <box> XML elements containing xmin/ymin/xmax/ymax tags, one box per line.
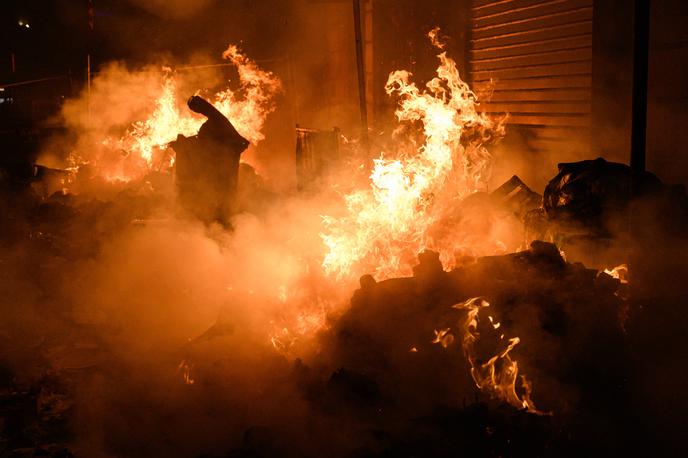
<box><xmin>171</xmin><ymin>95</ymin><xmax>249</xmax><ymax>225</ymax></box>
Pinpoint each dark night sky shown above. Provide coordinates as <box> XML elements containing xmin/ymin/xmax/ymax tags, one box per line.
<box><xmin>1</xmin><ymin>0</ymin><xmax>89</xmax><ymax>82</ymax></box>
<box><xmin>1</xmin><ymin>0</ymin><xmax>296</xmax><ymax>84</ymax></box>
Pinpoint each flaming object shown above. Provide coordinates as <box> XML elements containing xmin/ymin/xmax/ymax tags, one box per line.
<box><xmin>604</xmin><ymin>263</ymin><xmax>629</xmax><ymax>284</ymax></box>
<box><xmin>454</xmin><ymin>297</ymin><xmax>543</xmax><ymax>414</ymax></box>
<box><xmin>322</xmin><ymin>28</ymin><xmax>505</xmax><ymax>280</ymax></box>
<box><xmin>81</xmin><ymin>45</ymin><xmax>281</xmax><ymax>182</ymax></box>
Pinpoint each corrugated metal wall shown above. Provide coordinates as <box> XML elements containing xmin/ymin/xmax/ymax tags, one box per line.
<box><xmin>469</xmin><ymin>0</ymin><xmax>593</xmax><ymax>155</ymax></box>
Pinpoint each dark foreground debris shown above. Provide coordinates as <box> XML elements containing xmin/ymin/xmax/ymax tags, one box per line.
<box><xmin>1</xmin><ymin>161</ymin><xmax>688</xmax><ymax>457</ymax></box>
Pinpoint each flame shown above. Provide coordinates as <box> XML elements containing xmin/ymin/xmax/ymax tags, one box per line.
<box><xmin>112</xmin><ymin>72</ymin><xmax>198</xmax><ymax>175</ymax></box>
<box><xmin>432</xmin><ymin>327</ymin><xmax>455</xmax><ymax>348</ymax></box>
<box><xmin>322</xmin><ymin>29</ymin><xmax>505</xmax><ymax>279</ymax></box>
<box><xmin>603</xmin><ymin>263</ymin><xmax>629</xmax><ymax>284</ymax></box>
<box><xmin>177</xmin><ymin>359</ymin><xmax>195</xmax><ymax>385</ymax></box>
<box><xmin>601</xmin><ymin>263</ymin><xmax>630</xmax><ymax>330</ymax></box>
<box><xmin>216</xmin><ymin>45</ymin><xmax>281</xmax><ymax>145</ymax></box>
<box><xmin>79</xmin><ymin>45</ymin><xmax>281</xmax><ymax>183</ymax></box>
<box><xmin>268</xmin><ymin>281</ymin><xmax>331</xmax><ymax>355</ymax></box>
<box><xmin>269</xmin><ymin>308</ymin><xmax>329</xmax><ymax>355</ymax></box>
<box><xmin>454</xmin><ymin>297</ymin><xmax>544</xmax><ymax>414</ymax></box>
<box><xmin>427</xmin><ymin>26</ymin><xmax>446</xmax><ymax>50</ymax></box>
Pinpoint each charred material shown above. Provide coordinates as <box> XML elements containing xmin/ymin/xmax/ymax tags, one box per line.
<box><xmin>171</xmin><ymin>96</ymin><xmax>250</xmax><ymax>226</ymax></box>
<box><xmin>522</xmin><ymin>157</ymin><xmax>688</xmax><ymax>266</ymax></box>
<box><xmin>325</xmin><ymin>242</ymin><xmax>639</xmax><ymax>455</ymax></box>
<box><xmin>540</xmin><ymin>157</ymin><xmax>688</xmax><ymax>238</ymax></box>
<box><xmin>490</xmin><ymin>175</ymin><xmax>542</xmax><ymax>220</ymax></box>
<box><xmin>295</xmin><ymin>126</ymin><xmax>341</xmax><ymax>192</ymax></box>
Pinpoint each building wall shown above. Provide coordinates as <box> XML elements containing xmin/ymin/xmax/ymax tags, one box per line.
<box><xmin>470</xmin><ymin>0</ymin><xmax>595</xmax><ymax>190</ymax></box>
<box><xmin>592</xmin><ymin>0</ymin><xmax>688</xmax><ymax>187</ymax></box>
<box><xmin>462</xmin><ymin>0</ymin><xmax>688</xmax><ymax>189</ymax></box>
<box><xmin>646</xmin><ymin>0</ymin><xmax>688</xmax><ymax>186</ymax></box>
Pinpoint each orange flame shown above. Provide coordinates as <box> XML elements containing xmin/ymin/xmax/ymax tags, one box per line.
<box><xmin>603</xmin><ymin>263</ymin><xmax>629</xmax><ymax>284</ymax></box>
<box><xmin>82</xmin><ymin>45</ymin><xmax>280</xmax><ymax>183</ymax></box>
<box><xmin>454</xmin><ymin>297</ymin><xmax>545</xmax><ymax>414</ymax></box>
<box><xmin>177</xmin><ymin>359</ymin><xmax>195</xmax><ymax>385</ymax></box>
<box><xmin>269</xmin><ymin>307</ymin><xmax>329</xmax><ymax>356</ymax></box>
<box><xmin>322</xmin><ymin>29</ymin><xmax>505</xmax><ymax>279</ymax></box>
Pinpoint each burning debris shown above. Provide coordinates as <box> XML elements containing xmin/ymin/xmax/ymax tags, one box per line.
<box><xmin>526</xmin><ymin>157</ymin><xmax>688</xmax><ymax>267</ymax></box>
<box><xmin>322</xmin><ymin>30</ymin><xmax>505</xmax><ymax>280</ymax></box>
<box><xmin>327</xmin><ymin>241</ymin><xmax>627</xmax><ymax>411</ymax></box>
<box><xmin>66</xmin><ymin>44</ymin><xmax>281</xmax><ymax>185</ymax></box>
<box><xmin>2</xmin><ymin>11</ymin><xmax>688</xmax><ymax>458</ymax></box>
<box><xmin>171</xmin><ymin>95</ymin><xmax>249</xmax><ymax>225</ymax></box>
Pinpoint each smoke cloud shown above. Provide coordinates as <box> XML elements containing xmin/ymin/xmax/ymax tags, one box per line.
<box><xmin>126</xmin><ymin>0</ymin><xmax>215</xmax><ymax>19</ymax></box>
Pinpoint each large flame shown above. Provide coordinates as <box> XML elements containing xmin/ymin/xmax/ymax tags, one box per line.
<box><xmin>454</xmin><ymin>297</ymin><xmax>543</xmax><ymax>414</ymax></box>
<box><xmin>84</xmin><ymin>45</ymin><xmax>281</xmax><ymax>183</ymax></box>
<box><xmin>321</xmin><ymin>28</ymin><xmax>504</xmax><ymax>280</ymax></box>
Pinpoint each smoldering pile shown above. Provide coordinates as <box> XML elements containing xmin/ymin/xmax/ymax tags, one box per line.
<box><xmin>1</xmin><ymin>156</ymin><xmax>688</xmax><ymax>458</ymax></box>
<box><xmin>317</xmin><ymin>240</ymin><xmax>628</xmax><ymax>456</ymax></box>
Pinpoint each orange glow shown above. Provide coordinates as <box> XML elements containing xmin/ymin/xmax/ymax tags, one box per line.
<box><xmin>177</xmin><ymin>359</ymin><xmax>195</xmax><ymax>385</ymax></box>
<box><xmin>80</xmin><ymin>45</ymin><xmax>281</xmax><ymax>183</ymax></box>
<box><xmin>269</xmin><ymin>307</ymin><xmax>329</xmax><ymax>356</ymax></box>
<box><xmin>455</xmin><ymin>297</ymin><xmax>544</xmax><ymax>414</ymax></box>
<box><xmin>603</xmin><ymin>263</ymin><xmax>629</xmax><ymax>284</ymax></box>
<box><xmin>321</xmin><ymin>29</ymin><xmax>505</xmax><ymax>280</ymax></box>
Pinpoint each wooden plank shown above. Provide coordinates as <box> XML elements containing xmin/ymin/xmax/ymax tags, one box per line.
<box><xmin>472</xmin><ymin>21</ymin><xmax>592</xmax><ymax>50</ymax></box>
<box><xmin>474</xmin><ymin>0</ymin><xmax>593</xmax><ymax>28</ymax></box>
<box><xmin>471</xmin><ymin>47</ymin><xmax>591</xmax><ymax>71</ymax></box>
<box><xmin>473</xmin><ymin>7</ymin><xmax>592</xmax><ymax>40</ymax></box>
<box><xmin>474</xmin><ymin>0</ymin><xmax>558</xmax><ymax>18</ymax></box>
<box><xmin>471</xmin><ymin>60</ymin><xmax>591</xmax><ymax>81</ymax></box>
<box><xmin>480</xmin><ymin>101</ymin><xmax>590</xmax><ymax>114</ymax></box>
<box><xmin>497</xmin><ymin>114</ymin><xmax>591</xmax><ymax>127</ymax></box>
<box><xmin>519</xmin><ymin>125</ymin><xmax>591</xmax><ymax>140</ymax></box>
<box><xmin>470</xmin><ymin>34</ymin><xmax>591</xmax><ymax>60</ymax></box>
<box><xmin>526</xmin><ymin>138</ymin><xmax>590</xmax><ymax>152</ymax></box>
<box><xmin>480</xmin><ymin>88</ymin><xmax>591</xmax><ymax>102</ymax></box>
<box><xmin>472</xmin><ymin>75</ymin><xmax>592</xmax><ymax>91</ymax></box>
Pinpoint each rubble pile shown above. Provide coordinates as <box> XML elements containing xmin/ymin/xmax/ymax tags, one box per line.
<box><xmin>1</xmin><ymin>155</ymin><xmax>687</xmax><ymax>457</ymax></box>
<box><xmin>317</xmin><ymin>242</ymin><xmax>632</xmax><ymax>456</ymax></box>
<box><xmin>528</xmin><ymin>157</ymin><xmax>688</xmax><ymax>266</ymax></box>
<box><xmin>0</xmin><ymin>185</ymin><xmax>157</xmax><ymax>457</ymax></box>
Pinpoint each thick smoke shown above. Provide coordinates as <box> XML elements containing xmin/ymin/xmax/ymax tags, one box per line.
<box><xmin>126</xmin><ymin>0</ymin><xmax>215</xmax><ymax>19</ymax></box>
<box><xmin>2</xmin><ymin>34</ymin><xmax>533</xmax><ymax>455</ymax></box>
<box><xmin>4</xmin><ymin>8</ymin><xmax>688</xmax><ymax>456</ymax></box>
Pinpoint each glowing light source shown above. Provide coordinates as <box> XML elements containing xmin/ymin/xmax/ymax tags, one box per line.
<box><xmin>321</xmin><ymin>28</ymin><xmax>505</xmax><ymax>280</ymax></box>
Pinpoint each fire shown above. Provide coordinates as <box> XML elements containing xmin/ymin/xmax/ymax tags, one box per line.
<box><xmin>111</xmin><ymin>72</ymin><xmax>198</xmax><ymax>173</ymax></box>
<box><xmin>269</xmin><ymin>307</ymin><xmax>329</xmax><ymax>356</ymax></box>
<box><xmin>322</xmin><ymin>28</ymin><xmax>505</xmax><ymax>279</ymax></box>
<box><xmin>82</xmin><ymin>45</ymin><xmax>281</xmax><ymax>183</ymax></box>
<box><xmin>454</xmin><ymin>297</ymin><xmax>543</xmax><ymax>414</ymax></box>
<box><xmin>216</xmin><ymin>45</ymin><xmax>281</xmax><ymax>145</ymax></box>
<box><xmin>432</xmin><ymin>327</ymin><xmax>455</xmax><ymax>348</ymax></box>
<box><xmin>177</xmin><ymin>359</ymin><xmax>195</xmax><ymax>385</ymax></box>
<box><xmin>601</xmin><ymin>263</ymin><xmax>630</xmax><ymax>329</ymax></box>
<box><xmin>603</xmin><ymin>263</ymin><xmax>629</xmax><ymax>284</ymax></box>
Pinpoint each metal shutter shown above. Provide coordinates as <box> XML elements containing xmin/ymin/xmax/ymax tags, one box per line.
<box><xmin>469</xmin><ymin>0</ymin><xmax>593</xmax><ymax>155</ymax></box>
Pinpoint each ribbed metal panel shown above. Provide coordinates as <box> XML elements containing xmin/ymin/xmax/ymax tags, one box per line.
<box><xmin>469</xmin><ymin>0</ymin><xmax>593</xmax><ymax>153</ymax></box>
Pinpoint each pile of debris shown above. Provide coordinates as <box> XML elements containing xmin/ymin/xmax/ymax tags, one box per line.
<box><xmin>313</xmin><ymin>241</ymin><xmax>633</xmax><ymax>455</ymax></box>
<box><xmin>527</xmin><ymin>158</ymin><xmax>688</xmax><ymax>266</ymax></box>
